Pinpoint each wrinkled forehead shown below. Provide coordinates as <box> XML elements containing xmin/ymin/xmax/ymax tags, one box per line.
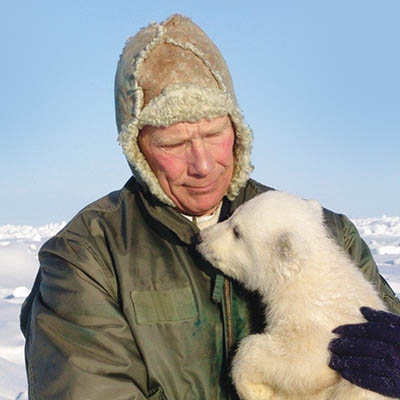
<box><xmin>139</xmin><ymin>115</ymin><xmax>233</xmax><ymax>139</ymax></box>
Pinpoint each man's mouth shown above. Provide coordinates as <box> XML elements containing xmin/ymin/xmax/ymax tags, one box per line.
<box><xmin>184</xmin><ymin>174</ymin><xmax>222</xmax><ymax>191</ymax></box>
<box><xmin>185</xmin><ymin>181</ymin><xmax>217</xmax><ymax>193</ymax></box>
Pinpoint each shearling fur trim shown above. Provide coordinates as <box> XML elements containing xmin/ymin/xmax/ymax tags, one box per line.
<box><xmin>138</xmin><ymin>84</ymin><xmax>234</xmax><ymax>128</ymax></box>
<box><xmin>119</xmin><ymin>117</ymin><xmax>175</xmax><ymax>207</ymax></box>
<box><xmin>228</xmin><ymin>108</ymin><xmax>254</xmax><ymax>200</ymax></box>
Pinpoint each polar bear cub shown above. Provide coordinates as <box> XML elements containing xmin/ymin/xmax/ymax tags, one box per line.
<box><xmin>197</xmin><ymin>191</ymin><xmax>389</xmax><ymax>400</ymax></box>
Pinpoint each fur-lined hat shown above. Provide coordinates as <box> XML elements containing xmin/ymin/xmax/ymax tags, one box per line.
<box><xmin>115</xmin><ymin>14</ymin><xmax>253</xmax><ymax>207</ymax></box>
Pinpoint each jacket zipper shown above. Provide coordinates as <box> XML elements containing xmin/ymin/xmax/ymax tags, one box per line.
<box><xmin>223</xmin><ymin>277</ymin><xmax>234</xmax><ymax>351</ymax></box>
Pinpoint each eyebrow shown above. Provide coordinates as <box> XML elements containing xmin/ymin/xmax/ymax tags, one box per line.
<box><xmin>151</xmin><ymin>134</ymin><xmax>184</xmax><ymax>146</ymax></box>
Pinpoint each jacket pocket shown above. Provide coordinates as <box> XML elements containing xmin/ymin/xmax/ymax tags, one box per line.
<box><xmin>131</xmin><ymin>287</ymin><xmax>198</xmax><ymax>324</ymax></box>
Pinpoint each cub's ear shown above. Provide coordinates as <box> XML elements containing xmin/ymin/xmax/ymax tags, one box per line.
<box><xmin>307</xmin><ymin>199</ymin><xmax>321</xmax><ymax>212</ymax></box>
<box><xmin>275</xmin><ymin>231</ymin><xmax>301</xmax><ymax>278</ymax></box>
<box><xmin>306</xmin><ymin>199</ymin><xmax>323</xmax><ymax>220</ymax></box>
<box><xmin>276</xmin><ymin>232</ymin><xmax>293</xmax><ymax>260</ymax></box>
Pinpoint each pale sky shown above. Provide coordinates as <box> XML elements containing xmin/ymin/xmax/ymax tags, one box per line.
<box><xmin>1</xmin><ymin>0</ymin><xmax>399</xmax><ymax>225</ymax></box>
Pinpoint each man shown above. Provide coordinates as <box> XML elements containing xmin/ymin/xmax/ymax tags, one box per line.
<box><xmin>21</xmin><ymin>14</ymin><xmax>400</xmax><ymax>399</ymax></box>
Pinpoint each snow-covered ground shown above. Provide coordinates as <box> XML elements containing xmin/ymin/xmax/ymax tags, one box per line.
<box><xmin>0</xmin><ymin>223</ymin><xmax>65</xmax><ymax>400</ymax></box>
<box><xmin>0</xmin><ymin>217</ymin><xmax>399</xmax><ymax>399</ymax></box>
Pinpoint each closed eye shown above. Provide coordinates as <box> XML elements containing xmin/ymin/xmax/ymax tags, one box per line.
<box><xmin>160</xmin><ymin>141</ymin><xmax>186</xmax><ymax>149</ymax></box>
<box><xmin>233</xmin><ymin>225</ymin><xmax>241</xmax><ymax>239</ymax></box>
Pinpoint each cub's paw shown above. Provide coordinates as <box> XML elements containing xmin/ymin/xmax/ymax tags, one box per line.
<box><xmin>235</xmin><ymin>377</ymin><xmax>274</xmax><ymax>400</ymax></box>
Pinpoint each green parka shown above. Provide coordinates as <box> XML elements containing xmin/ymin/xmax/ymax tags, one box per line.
<box><xmin>20</xmin><ymin>178</ymin><xmax>400</xmax><ymax>400</ymax></box>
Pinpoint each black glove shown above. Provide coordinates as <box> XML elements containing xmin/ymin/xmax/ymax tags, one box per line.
<box><xmin>329</xmin><ymin>307</ymin><xmax>400</xmax><ymax>398</ymax></box>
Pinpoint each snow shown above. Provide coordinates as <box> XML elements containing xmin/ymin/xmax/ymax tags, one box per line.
<box><xmin>0</xmin><ymin>223</ymin><xmax>65</xmax><ymax>400</ymax></box>
<box><xmin>0</xmin><ymin>217</ymin><xmax>399</xmax><ymax>399</ymax></box>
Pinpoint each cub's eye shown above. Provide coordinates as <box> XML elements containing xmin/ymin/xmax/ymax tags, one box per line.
<box><xmin>233</xmin><ymin>226</ymin><xmax>241</xmax><ymax>239</ymax></box>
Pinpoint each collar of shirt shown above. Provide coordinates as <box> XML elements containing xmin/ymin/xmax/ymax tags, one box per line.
<box><xmin>181</xmin><ymin>202</ymin><xmax>222</xmax><ymax>230</ymax></box>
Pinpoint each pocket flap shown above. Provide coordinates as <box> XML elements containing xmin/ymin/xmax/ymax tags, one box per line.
<box><xmin>131</xmin><ymin>287</ymin><xmax>198</xmax><ymax>324</ymax></box>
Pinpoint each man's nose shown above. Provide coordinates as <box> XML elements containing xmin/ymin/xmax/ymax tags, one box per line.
<box><xmin>188</xmin><ymin>141</ymin><xmax>215</xmax><ymax>177</ymax></box>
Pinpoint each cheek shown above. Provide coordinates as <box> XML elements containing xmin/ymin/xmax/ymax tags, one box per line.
<box><xmin>215</xmin><ymin>136</ymin><xmax>235</xmax><ymax>165</ymax></box>
<box><xmin>147</xmin><ymin>151</ymin><xmax>186</xmax><ymax>181</ymax></box>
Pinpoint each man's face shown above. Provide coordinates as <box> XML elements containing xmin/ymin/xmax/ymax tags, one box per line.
<box><xmin>138</xmin><ymin>116</ymin><xmax>235</xmax><ymax>216</ymax></box>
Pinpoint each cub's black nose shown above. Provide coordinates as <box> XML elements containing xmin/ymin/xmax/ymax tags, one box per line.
<box><xmin>193</xmin><ymin>232</ymin><xmax>203</xmax><ymax>245</ymax></box>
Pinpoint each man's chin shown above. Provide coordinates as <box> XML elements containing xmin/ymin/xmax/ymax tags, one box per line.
<box><xmin>174</xmin><ymin>194</ymin><xmax>223</xmax><ymax>217</ymax></box>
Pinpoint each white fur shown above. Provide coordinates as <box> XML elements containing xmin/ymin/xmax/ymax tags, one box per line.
<box><xmin>197</xmin><ymin>191</ymin><xmax>389</xmax><ymax>400</ymax></box>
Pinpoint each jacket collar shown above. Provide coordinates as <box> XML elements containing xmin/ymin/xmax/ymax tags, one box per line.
<box><xmin>125</xmin><ymin>177</ymin><xmax>269</xmax><ymax>245</ymax></box>
<box><xmin>126</xmin><ymin>177</ymin><xmax>234</xmax><ymax>245</ymax></box>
